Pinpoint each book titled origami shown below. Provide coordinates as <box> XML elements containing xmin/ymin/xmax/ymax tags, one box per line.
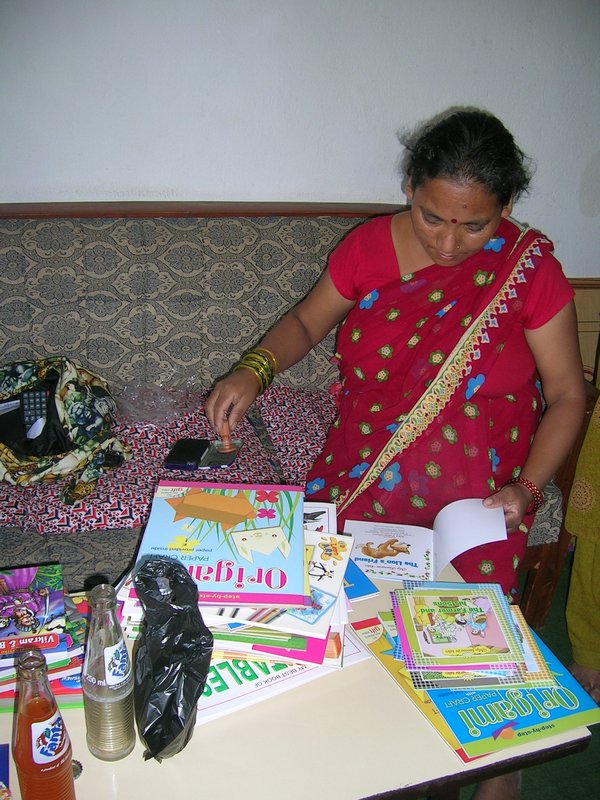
<box><xmin>134</xmin><ymin>480</ymin><xmax>307</xmax><ymax>607</ymax></box>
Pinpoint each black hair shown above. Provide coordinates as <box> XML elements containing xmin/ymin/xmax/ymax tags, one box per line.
<box><xmin>400</xmin><ymin>107</ymin><xmax>534</xmax><ymax>206</ymax></box>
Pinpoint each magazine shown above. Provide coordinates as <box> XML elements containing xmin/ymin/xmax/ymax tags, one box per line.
<box><xmin>343</xmin><ymin>498</ymin><xmax>506</xmax><ymax>581</ymax></box>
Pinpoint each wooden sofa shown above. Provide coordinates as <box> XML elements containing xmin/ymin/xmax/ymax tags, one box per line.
<box><xmin>0</xmin><ymin>203</ymin><xmax>591</xmax><ymax>626</ymax></box>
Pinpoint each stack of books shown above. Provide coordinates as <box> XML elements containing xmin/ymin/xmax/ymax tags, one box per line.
<box><xmin>351</xmin><ymin>580</ymin><xmax>600</xmax><ymax>762</ymax></box>
<box><xmin>0</xmin><ymin>564</ymin><xmax>86</xmax><ymax>711</ymax></box>
<box><xmin>116</xmin><ymin>480</ymin><xmax>375</xmax><ymax>723</ymax></box>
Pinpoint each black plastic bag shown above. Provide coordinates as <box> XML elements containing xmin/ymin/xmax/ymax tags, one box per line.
<box><xmin>133</xmin><ymin>558</ymin><xmax>213</xmax><ymax>762</ymax></box>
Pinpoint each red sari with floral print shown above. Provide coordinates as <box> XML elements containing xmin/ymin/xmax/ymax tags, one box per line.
<box><xmin>305</xmin><ymin>215</ymin><xmax>573</xmax><ymax>598</ymax></box>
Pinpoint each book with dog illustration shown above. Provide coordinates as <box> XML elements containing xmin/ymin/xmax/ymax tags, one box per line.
<box><xmin>342</xmin><ymin>498</ymin><xmax>506</xmax><ymax>582</ymax></box>
<box><xmin>134</xmin><ymin>480</ymin><xmax>308</xmax><ymax>607</ymax></box>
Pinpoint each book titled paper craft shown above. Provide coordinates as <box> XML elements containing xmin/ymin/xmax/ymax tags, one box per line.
<box><xmin>135</xmin><ymin>480</ymin><xmax>307</xmax><ymax>607</ymax></box>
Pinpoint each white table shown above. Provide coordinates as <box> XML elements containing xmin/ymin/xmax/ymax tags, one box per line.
<box><xmin>1</xmin><ymin>575</ymin><xmax>591</xmax><ymax>800</ymax></box>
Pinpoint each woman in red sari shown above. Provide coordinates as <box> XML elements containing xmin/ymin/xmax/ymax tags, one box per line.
<box><xmin>206</xmin><ymin>109</ymin><xmax>586</xmax><ymax>800</ymax></box>
<box><xmin>206</xmin><ymin>108</ymin><xmax>585</xmax><ymax>601</ymax></box>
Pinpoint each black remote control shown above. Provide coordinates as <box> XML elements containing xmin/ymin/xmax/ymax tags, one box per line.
<box><xmin>21</xmin><ymin>389</ymin><xmax>48</xmax><ymax>435</ymax></box>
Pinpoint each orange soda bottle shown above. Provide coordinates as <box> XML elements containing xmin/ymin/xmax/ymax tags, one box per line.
<box><xmin>12</xmin><ymin>648</ymin><xmax>76</xmax><ymax>800</ymax></box>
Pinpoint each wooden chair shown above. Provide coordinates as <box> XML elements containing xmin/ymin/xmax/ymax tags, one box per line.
<box><xmin>519</xmin><ymin>378</ymin><xmax>599</xmax><ymax>630</ymax></box>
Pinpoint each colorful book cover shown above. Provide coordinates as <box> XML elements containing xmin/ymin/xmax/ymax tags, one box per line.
<box><xmin>62</xmin><ymin>593</ymin><xmax>89</xmax><ymax>656</ymax></box>
<box><xmin>0</xmin><ymin>564</ymin><xmax>69</xmax><ymax>668</ymax></box>
<box><xmin>391</xmin><ymin>583</ymin><xmax>525</xmax><ymax>672</ymax></box>
<box><xmin>343</xmin><ymin>558</ymin><xmax>379</xmax><ymax>603</ymax></box>
<box><xmin>392</xmin><ymin>581</ymin><xmax>551</xmax><ymax>691</ymax></box>
<box><xmin>135</xmin><ymin>480</ymin><xmax>307</xmax><ymax>607</ymax></box>
<box><xmin>425</xmin><ymin>631</ymin><xmax>600</xmax><ymax>758</ymax></box>
<box><xmin>195</xmin><ymin>628</ymin><xmax>368</xmax><ymax>724</ymax></box>
<box><xmin>343</xmin><ymin>498</ymin><xmax>505</xmax><ymax>581</ymax></box>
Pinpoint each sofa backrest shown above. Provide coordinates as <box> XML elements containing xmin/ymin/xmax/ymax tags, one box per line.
<box><xmin>0</xmin><ymin>214</ymin><xmax>373</xmax><ymax>393</ymax></box>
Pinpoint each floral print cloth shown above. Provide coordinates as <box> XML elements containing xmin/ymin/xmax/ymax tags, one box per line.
<box><xmin>0</xmin><ymin>357</ymin><xmax>130</xmax><ymax>504</ymax></box>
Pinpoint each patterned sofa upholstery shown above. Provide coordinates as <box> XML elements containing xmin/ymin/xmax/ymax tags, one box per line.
<box><xmin>0</xmin><ymin>215</ymin><xmax>363</xmax><ymax>392</ymax></box>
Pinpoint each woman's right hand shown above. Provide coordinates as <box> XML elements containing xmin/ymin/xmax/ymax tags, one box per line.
<box><xmin>204</xmin><ymin>368</ymin><xmax>261</xmax><ymax>434</ymax></box>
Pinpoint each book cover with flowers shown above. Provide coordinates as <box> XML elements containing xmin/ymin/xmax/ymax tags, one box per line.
<box><xmin>134</xmin><ymin>480</ymin><xmax>307</xmax><ymax>607</ymax></box>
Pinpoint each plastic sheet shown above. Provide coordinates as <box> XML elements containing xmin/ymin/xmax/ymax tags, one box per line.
<box><xmin>116</xmin><ymin>375</ymin><xmax>203</xmax><ymax>425</ymax></box>
<box><xmin>133</xmin><ymin>559</ymin><xmax>213</xmax><ymax>762</ymax></box>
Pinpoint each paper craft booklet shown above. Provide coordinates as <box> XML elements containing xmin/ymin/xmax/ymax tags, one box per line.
<box><xmin>0</xmin><ymin>563</ymin><xmax>69</xmax><ymax>669</ymax></box>
<box><xmin>353</xmin><ymin>608</ymin><xmax>600</xmax><ymax>763</ymax></box>
<box><xmin>391</xmin><ymin>582</ymin><xmax>526</xmax><ymax>672</ymax></box>
<box><xmin>120</xmin><ymin>502</ymin><xmax>347</xmax><ymax>635</ymax></box>
<box><xmin>134</xmin><ymin>480</ymin><xmax>307</xmax><ymax>607</ymax></box>
<box><xmin>343</xmin><ymin>498</ymin><xmax>506</xmax><ymax>581</ymax></box>
<box><xmin>195</xmin><ymin>627</ymin><xmax>369</xmax><ymax>725</ymax></box>
<box><xmin>425</xmin><ymin>630</ymin><xmax>600</xmax><ymax>759</ymax></box>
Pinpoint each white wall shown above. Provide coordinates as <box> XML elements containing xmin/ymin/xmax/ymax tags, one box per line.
<box><xmin>1</xmin><ymin>0</ymin><xmax>599</xmax><ymax>277</ymax></box>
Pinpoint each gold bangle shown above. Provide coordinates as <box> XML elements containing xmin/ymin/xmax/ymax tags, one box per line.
<box><xmin>255</xmin><ymin>347</ymin><xmax>279</xmax><ymax>373</ymax></box>
<box><xmin>241</xmin><ymin>356</ymin><xmax>272</xmax><ymax>386</ymax></box>
<box><xmin>243</xmin><ymin>351</ymin><xmax>274</xmax><ymax>381</ymax></box>
<box><xmin>233</xmin><ymin>363</ymin><xmax>268</xmax><ymax>393</ymax></box>
<box><xmin>232</xmin><ymin>349</ymin><xmax>277</xmax><ymax>394</ymax></box>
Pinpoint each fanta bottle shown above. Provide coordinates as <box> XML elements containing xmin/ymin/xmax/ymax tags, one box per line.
<box><xmin>12</xmin><ymin>648</ymin><xmax>76</xmax><ymax>800</ymax></box>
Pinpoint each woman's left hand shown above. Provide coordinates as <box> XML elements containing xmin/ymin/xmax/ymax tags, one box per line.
<box><xmin>483</xmin><ymin>484</ymin><xmax>533</xmax><ymax>531</ymax></box>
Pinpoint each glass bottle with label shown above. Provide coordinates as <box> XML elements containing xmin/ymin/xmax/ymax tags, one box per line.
<box><xmin>82</xmin><ymin>583</ymin><xmax>135</xmax><ymax>760</ymax></box>
<box><xmin>12</xmin><ymin>648</ymin><xmax>76</xmax><ymax>800</ymax></box>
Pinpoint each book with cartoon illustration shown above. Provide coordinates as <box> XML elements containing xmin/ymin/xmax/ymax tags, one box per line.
<box><xmin>343</xmin><ymin>498</ymin><xmax>506</xmax><ymax>581</ymax></box>
<box><xmin>391</xmin><ymin>581</ymin><xmax>555</xmax><ymax>691</ymax></box>
<box><xmin>134</xmin><ymin>480</ymin><xmax>307</xmax><ymax>607</ymax></box>
<box><xmin>0</xmin><ymin>564</ymin><xmax>69</xmax><ymax>669</ymax></box>
<box><xmin>391</xmin><ymin>583</ymin><xmax>526</xmax><ymax>672</ymax></box>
